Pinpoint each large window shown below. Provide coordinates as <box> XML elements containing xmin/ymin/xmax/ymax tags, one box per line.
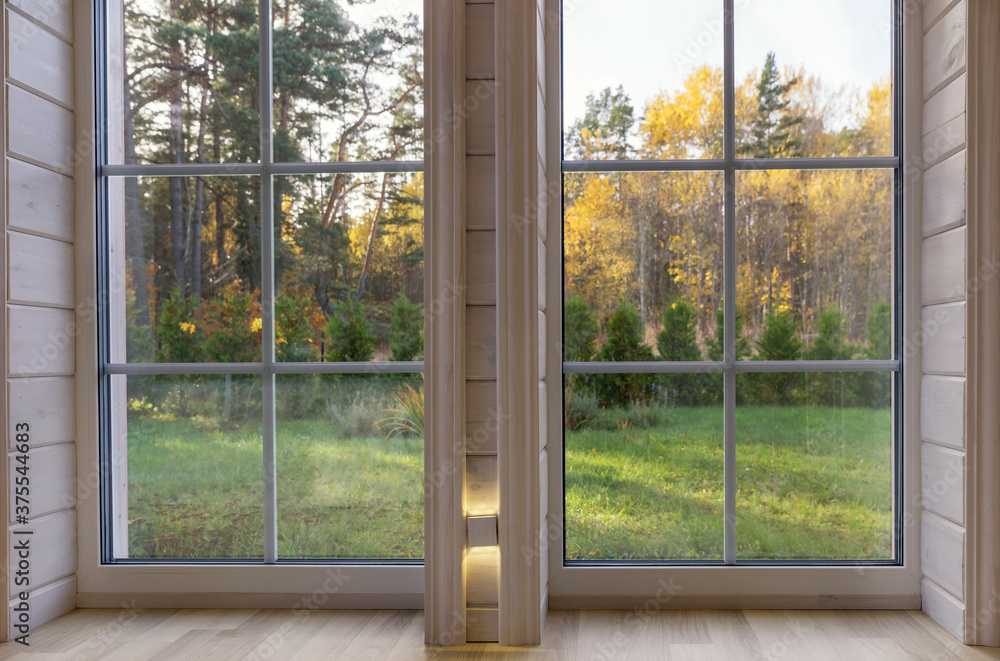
<box><xmin>98</xmin><ymin>0</ymin><xmax>424</xmax><ymax>563</ymax></box>
<box><xmin>562</xmin><ymin>0</ymin><xmax>900</xmax><ymax>564</ymax></box>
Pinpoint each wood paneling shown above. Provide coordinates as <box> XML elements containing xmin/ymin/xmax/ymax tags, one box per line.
<box><xmin>921</xmin><ymin>302</ymin><xmax>966</xmax><ymax>376</ymax></box>
<box><xmin>8</xmin><ymin>509</ymin><xmax>76</xmax><ymax>599</ymax></box>
<box><xmin>6</xmin><ymin>158</ymin><xmax>74</xmax><ymax>240</ymax></box>
<box><xmin>537</xmin><ymin>310</ymin><xmax>546</xmax><ymax>382</ymax></box>
<box><xmin>8</xmin><ymin>306</ymin><xmax>75</xmax><ymax>376</ymax></box>
<box><xmin>466</xmin><ymin>231</ymin><xmax>496</xmax><ymax>305</ymax></box>
<box><xmin>6</xmin><ymin>576</ymin><xmax>75</xmax><ymax>639</ymax></box>
<box><xmin>466</xmin><ymin>456</ymin><xmax>497</xmax><ymax>515</ymax></box>
<box><xmin>465</xmin><ymin>4</ymin><xmax>494</xmax><ymax>79</ymax></box>
<box><xmin>466</xmin><ymin>381</ymin><xmax>497</xmax><ymax>454</ymax></box>
<box><xmin>922</xmin><ymin>0</ymin><xmax>966</xmax><ymax>99</ymax></box>
<box><xmin>466</xmin><ymin>547</ymin><xmax>499</xmax><ymax>606</ymax></box>
<box><xmin>921</xmin><ymin>226</ymin><xmax>965</xmax><ymax>305</ymax></box>
<box><xmin>8</xmin><ymin>231</ymin><xmax>73</xmax><ymax>307</ymax></box>
<box><xmin>466</xmin><ymin>607</ymin><xmax>499</xmax><ymax>642</ymax></box>
<box><xmin>465</xmin><ymin>81</ymin><xmax>496</xmax><ymax>155</ymax></box>
<box><xmin>466</xmin><ymin>307</ymin><xmax>497</xmax><ymax>380</ymax></box>
<box><xmin>537</xmin><ymin>236</ymin><xmax>546</xmax><ymax>311</ymax></box>
<box><xmin>920</xmin><ymin>376</ymin><xmax>965</xmax><ymax>449</ymax></box>
<box><xmin>538</xmin><ymin>380</ymin><xmax>547</xmax><ymax>452</ymax></box>
<box><xmin>7</xmin><ymin>442</ymin><xmax>75</xmax><ymax>522</ymax></box>
<box><xmin>923</xmin><ymin>75</ymin><xmax>966</xmax><ymax>136</ymax></box>
<box><xmin>6</xmin><ymin>0</ymin><xmax>72</xmax><ymax>43</ymax></box>
<box><xmin>921</xmin><ymin>578</ymin><xmax>966</xmax><ymax>642</ymax></box>
<box><xmin>921</xmin><ymin>442</ymin><xmax>965</xmax><ymax>525</ymax></box>
<box><xmin>466</xmin><ymin>156</ymin><xmax>495</xmax><ymax>230</ymax></box>
<box><xmin>920</xmin><ymin>512</ymin><xmax>965</xmax><ymax>599</ymax></box>
<box><xmin>7</xmin><ymin>85</ymin><xmax>75</xmax><ymax>174</ymax></box>
<box><xmin>924</xmin><ymin>0</ymin><xmax>961</xmax><ymax>32</ymax></box>
<box><xmin>6</xmin><ymin>9</ymin><xmax>74</xmax><ymax>108</ymax></box>
<box><xmin>922</xmin><ymin>151</ymin><xmax>966</xmax><ymax>237</ymax></box>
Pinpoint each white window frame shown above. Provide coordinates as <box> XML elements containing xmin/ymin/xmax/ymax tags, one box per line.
<box><xmin>544</xmin><ymin>0</ymin><xmax>924</xmax><ymax>606</ymax></box>
<box><xmin>73</xmin><ymin>0</ymin><xmax>430</xmax><ymax>606</ymax></box>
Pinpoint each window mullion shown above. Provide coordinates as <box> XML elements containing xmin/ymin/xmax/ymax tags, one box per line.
<box><xmin>722</xmin><ymin>0</ymin><xmax>737</xmax><ymax>567</ymax></box>
<box><xmin>259</xmin><ymin>0</ymin><xmax>278</xmax><ymax>565</ymax></box>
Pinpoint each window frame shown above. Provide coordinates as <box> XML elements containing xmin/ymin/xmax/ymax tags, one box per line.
<box><xmin>545</xmin><ymin>0</ymin><xmax>923</xmax><ymax>603</ymax></box>
<box><xmin>75</xmin><ymin>0</ymin><xmax>428</xmax><ymax>604</ymax></box>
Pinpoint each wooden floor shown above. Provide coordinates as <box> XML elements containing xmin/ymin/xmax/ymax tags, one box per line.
<box><xmin>1</xmin><ymin>608</ymin><xmax>998</xmax><ymax>660</ymax></box>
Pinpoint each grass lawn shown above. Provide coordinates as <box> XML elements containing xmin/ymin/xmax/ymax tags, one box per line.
<box><xmin>126</xmin><ymin>403</ymin><xmax>891</xmax><ymax>562</ymax></box>
<box><xmin>566</xmin><ymin>405</ymin><xmax>893</xmax><ymax>561</ymax></box>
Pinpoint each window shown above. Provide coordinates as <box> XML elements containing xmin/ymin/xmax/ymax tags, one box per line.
<box><xmin>98</xmin><ymin>0</ymin><xmax>424</xmax><ymax>563</ymax></box>
<box><xmin>561</xmin><ymin>0</ymin><xmax>900</xmax><ymax>564</ymax></box>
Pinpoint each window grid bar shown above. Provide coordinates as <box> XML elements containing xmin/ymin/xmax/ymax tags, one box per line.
<box><xmin>100</xmin><ymin>160</ymin><xmax>424</xmax><ymax>178</ymax></box>
<box><xmin>722</xmin><ymin>0</ymin><xmax>737</xmax><ymax>567</ymax></box>
<box><xmin>259</xmin><ymin>0</ymin><xmax>278</xmax><ymax>565</ymax></box>
<box><xmin>102</xmin><ymin>362</ymin><xmax>426</xmax><ymax>376</ymax></box>
<box><xmin>562</xmin><ymin>360</ymin><xmax>899</xmax><ymax>374</ymax></box>
<box><xmin>562</xmin><ymin>156</ymin><xmax>899</xmax><ymax>173</ymax></box>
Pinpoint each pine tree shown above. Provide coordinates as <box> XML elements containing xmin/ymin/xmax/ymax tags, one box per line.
<box><xmin>741</xmin><ymin>52</ymin><xmax>805</xmax><ymax>158</ymax></box>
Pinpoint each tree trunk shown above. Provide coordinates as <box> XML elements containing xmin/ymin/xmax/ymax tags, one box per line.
<box><xmin>169</xmin><ymin>74</ymin><xmax>186</xmax><ymax>295</ymax></box>
<box><xmin>355</xmin><ymin>174</ymin><xmax>390</xmax><ymax>301</ymax></box>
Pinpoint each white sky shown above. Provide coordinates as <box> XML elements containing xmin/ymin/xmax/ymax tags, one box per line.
<box><xmin>563</xmin><ymin>0</ymin><xmax>892</xmax><ymax>132</ymax></box>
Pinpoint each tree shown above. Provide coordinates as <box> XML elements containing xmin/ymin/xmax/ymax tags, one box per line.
<box><xmin>564</xmin><ymin>297</ymin><xmax>599</xmax><ymax>362</ymax></box>
<box><xmin>741</xmin><ymin>51</ymin><xmax>805</xmax><ymax>158</ymax></box>
<box><xmin>566</xmin><ymin>86</ymin><xmax>634</xmax><ymax>160</ymax></box>
<box><xmin>656</xmin><ymin>299</ymin><xmax>706</xmax><ymax>405</ymax></box>
<box><xmin>592</xmin><ymin>303</ymin><xmax>655</xmax><ymax>408</ymax></box>
<box><xmin>389</xmin><ymin>296</ymin><xmax>423</xmax><ymax>362</ymax></box>
<box><xmin>326</xmin><ymin>298</ymin><xmax>375</xmax><ymax>362</ymax></box>
<box><xmin>753</xmin><ymin>309</ymin><xmax>803</xmax><ymax>404</ymax></box>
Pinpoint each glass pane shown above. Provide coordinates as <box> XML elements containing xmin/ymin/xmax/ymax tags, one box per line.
<box><xmin>564</xmin><ymin>172</ymin><xmax>723</xmax><ymax>362</ymax></box>
<box><xmin>563</xmin><ymin>1</ymin><xmax>724</xmax><ymax>159</ymax></box>
<box><xmin>565</xmin><ymin>374</ymin><xmax>724</xmax><ymax>560</ymax></box>
<box><xmin>736</xmin><ymin>169</ymin><xmax>893</xmax><ymax>361</ymax></box>
<box><xmin>118</xmin><ymin>176</ymin><xmax>261</xmax><ymax>362</ymax></box>
<box><xmin>273</xmin><ymin>0</ymin><xmax>423</xmax><ymax>162</ymax></box>
<box><xmin>735</xmin><ymin>0</ymin><xmax>892</xmax><ymax>158</ymax></box>
<box><xmin>736</xmin><ymin>372</ymin><xmax>893</xmax><ymax>560</ymax></box>
<box><xmin>119</xmin><ymin>0</ymin><xmax>260</xmax><ymax>164</ymax></box>
<box><xmin>274</xmin><ymin>173</ymin><xmax>423</xmax><ymax>363</ymax></box>
<box><xmin>276</xmin><ymin>374</ymin><xmax>423</xmax><ymax>559</ymax></box>
<box><xmin>121</xmin><ymin>374</ymin><xmax>264</xmax><ymax>559</ymax></box>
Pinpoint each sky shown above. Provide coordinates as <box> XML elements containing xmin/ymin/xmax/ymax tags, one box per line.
<box><xmin>563</xmin><ymin>0</ymin><xmax>893</xmax><ymax>134</ymax></box>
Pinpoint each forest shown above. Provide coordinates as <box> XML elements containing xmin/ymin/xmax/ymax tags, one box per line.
<box><xmin>119</xmin><ymin>0</ymin><xmax>424</xmax><ymax>365</ymax></box>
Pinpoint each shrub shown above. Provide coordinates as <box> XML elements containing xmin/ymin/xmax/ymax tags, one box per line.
<box><xmin>753</xmin><ymin>308</ymin><xmax>803</xmax><ymax>404</ymax></box>
<box><xmin>656</xmin><ymin>299</ymin><xmax>708</xmax><ymax>405</ymax></box>
<box><xmin>705</xmin><ymin>305</ymin><xmax>751</xmax><ymax>403</ymax></box>
<box><xmin>326</xmin><ymin>298</ymin><xmax>376</xmax><ymax>362</ymax></box>
<box><xmin>862</xmin><ymin>298</ymin><xmax>892</xmax><ymax>407</ymax></box>
<box><xmin>564</xmin><ymin>297</ymin><xmax>599</xmax><ymax>362</ymax></box>
<box><xmin>592</xmin><ymin>303</ymin><xmax>655</xmax><ymax>407</ymax></box>
<box><xmin>276</xmin><ymin>289</ymin><xmax>321</xmax><ymax>362</ymax></box>
<box><xmin>806</xmin><ymin>308</ymin><xmax>859</xmax><ymax>406</ymax></box>
<box><xmin>200</xmin><ymin>283</ymin><xmax>261</xmax><ymax>363</ymax></box>
<box><xmin>155</xmin><ymin>289</ymin><xmax>202</xmax><ymax>363</ymax></box>
<box><xmin>389</xmin><ymin>296</ymin><xmax>423</xmax><ymax>362</ymax></box>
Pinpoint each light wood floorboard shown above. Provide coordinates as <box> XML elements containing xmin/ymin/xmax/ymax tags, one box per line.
<box><xmin>1</xmin><ymin>609</ymin><xmax>998</xmax><ymax>660</ymax></box>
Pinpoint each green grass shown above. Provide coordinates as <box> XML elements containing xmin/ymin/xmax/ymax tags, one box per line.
<box><xmin>566</xmin><ymin>405</ymin><xmax>892</xmax><ymax>561</ymax></box>
<box><xmin>126</xmin><ymin>400</ymin><xmax>891</xmax><ymax>562</ymax></box>
<box><xmin>127</xmin><ymin>417</ymin><xmax>423</xmax><ymax>560</ymax></box>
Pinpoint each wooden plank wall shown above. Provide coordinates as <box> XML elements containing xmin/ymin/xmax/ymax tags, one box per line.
<box><xmin>464</xmin><ymin>0</ymin><xmax>499</xmax><ymax>643</ymax></box>
<box><xmin>535</xmin><ymin>0</ymin><xmax>549</xmax><ymax>622</ymax></box>
<box><xmin>919</xmin><ymin>0</ymin><xmax>967</xmax><ymax>642</ymax></box>
<box><xmin>1</xmin><ymin>0</ymin><xmax>78</xmax><ymax>641</ymax></box>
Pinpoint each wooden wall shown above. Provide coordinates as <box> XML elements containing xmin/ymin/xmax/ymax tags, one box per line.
<box><xmin>919</xmin><ymin>0</ymin><xmax>968</xmax><ymax>641</ymax></box>
<box><xmin>464</xmin><ymin>0</ymin><xmax>499</xmax><ymax>643</ymax></box>
<box><xmin>1</xmin><ymin>0</ymin><xmax>78</xmax><ymax>641</ymax></box>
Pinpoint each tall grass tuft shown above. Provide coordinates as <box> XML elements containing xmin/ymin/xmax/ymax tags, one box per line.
<box><xmin>378</xmin><ymin>383</ymin><xmax>424</xmax><ymax>438</ymax></box>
